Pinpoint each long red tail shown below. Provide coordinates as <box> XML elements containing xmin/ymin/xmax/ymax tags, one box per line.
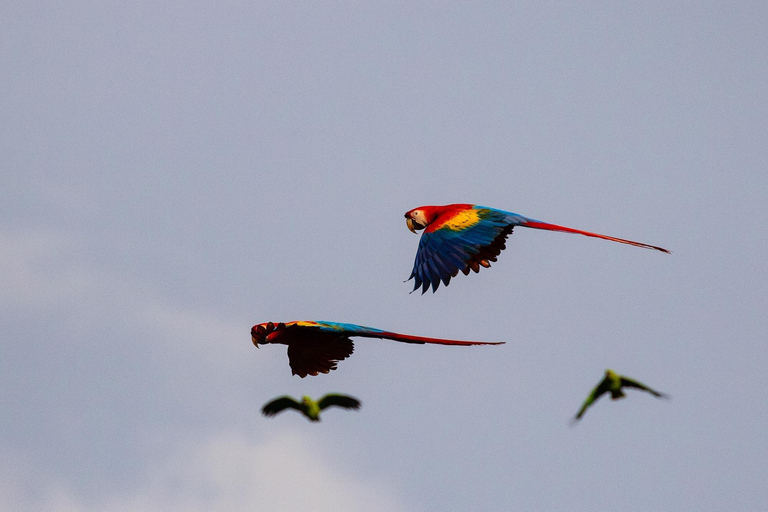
<box><xmin>369</xmin><ymin>331</ymin><xmax>504</xmax><ymax>346</ymax></box>
<box><xmin>523</xmin><ymin>220</ymin><xmax>670</xmax><ymax>253</ymax></box>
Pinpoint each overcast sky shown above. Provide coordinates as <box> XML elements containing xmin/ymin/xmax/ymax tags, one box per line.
<box><xmin>2</xmin><ymin>1</ymin><xmax>767</xmax><ymax>511</ymax></box>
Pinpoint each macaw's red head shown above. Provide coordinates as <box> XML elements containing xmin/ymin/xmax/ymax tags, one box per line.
<box><xmin>251</xmin><ymin>322</ymin><xmax>286</xmax><ymax>347</ymax></box>
<box><xmin>404</xmin><ymin>207</ymin><xmax>431</xmax><ymax>233</ymax></box>
<box><xmin>405</xmin><ymin>204</ymin><xmax>475</xmax><ymax>233</ymax></box>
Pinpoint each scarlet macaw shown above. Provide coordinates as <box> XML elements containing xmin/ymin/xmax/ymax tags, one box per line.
<box><xmin>251</xmin><ymin>320</ymin><xmax>504</xmax><ymax>377</ymax></box>
<box><xmin>261</xmin><ymin>394</ymin><xmax>361</xmax><ymax>422</ymax></box>
<box><xmin>405</xmin><ymin>204</ymin><xmax>670</xmax><ymax>293</ymax></box>
<box><xmin>573</xmin><ymin>369</ymin><xmax>668</xmax><ymax>422</ymax></box>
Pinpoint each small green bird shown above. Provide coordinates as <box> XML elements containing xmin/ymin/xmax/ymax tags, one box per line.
<box><xmin>261</xmin><ymin>394</ymin><xmax>361</xmax><ymax>422</ymax></box>
<box><xmin>573</xmin><ymin>369</ymin><xmax>668</xmax><ymax>422</ymax></box>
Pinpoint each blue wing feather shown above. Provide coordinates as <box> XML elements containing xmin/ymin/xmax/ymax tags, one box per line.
<box><xmin>408</xmin><ymin>206</ymin><xmax>530</xmax><ymax>293</ymax></box>
<box><xmin>309</xmin><ymin>321</ymin><xmax>386</xmax><ymax>337</ymax></box>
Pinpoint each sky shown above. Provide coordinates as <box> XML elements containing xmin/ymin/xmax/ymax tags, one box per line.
<box><xmin>2</xmin><ymin>1</ymin><xmax>767</xmax><ymax>510</ymax></box>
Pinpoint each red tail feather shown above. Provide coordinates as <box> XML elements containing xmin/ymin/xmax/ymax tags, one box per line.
<box><xmin>523</xmin><ymin>221</ymin><xmax>670</xmax><ymax>254</ymax></box>
<box><xmin>376</xmin><ymin>331</ymin><xmax>504</xmax><ymax>346</ymax></box>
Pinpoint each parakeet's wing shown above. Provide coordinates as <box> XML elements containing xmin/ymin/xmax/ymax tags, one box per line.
<box><xmin>574</xmin><ymin>378</ymin><xmax>612</xmax><ymax>421</ymax></box>
<box><xmin>409</xmin><ymin>206</ymin><xmax>515</xmax><ymax>294</ymax></box>
<box><xmin>262</xmin><ymin>396</ymin><xmax>303</xmax><ymax>417</ymax></box>
<box><xmin>318</xmin><ymin>394</ymin><xmax>362</xmax><ymax>411</ymax></box>
<box><xmin>619</xmin><ymin>376</ymin><xmax>667</xmax><ymax>398</ymax></box>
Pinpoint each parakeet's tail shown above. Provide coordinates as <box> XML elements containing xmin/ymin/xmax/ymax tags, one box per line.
<box><xmin>610</xmin><ymin>389</ymin><xmax>626</xmax><ymax>400</ymax></box>
<box><xmin>521</xmin><ymin>220</ymin><xmax>670</xmax><ymax>253</ymax></box>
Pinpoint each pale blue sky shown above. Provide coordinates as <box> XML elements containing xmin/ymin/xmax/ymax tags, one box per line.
<box><xmin>2</xmin><ymin>2</ymin><xmax>767</xmax><ymax>510</ymax></box>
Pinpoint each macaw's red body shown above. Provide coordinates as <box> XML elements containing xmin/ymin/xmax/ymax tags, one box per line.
<box><xmin>404</xmin><ymin>204</ymin><xmax>670</xmax><ymax>293</ymax></box>
<box><xmin>251</xmin><ymin>320</ymin><xmax>504</xmax><ymax>377</ymax></box>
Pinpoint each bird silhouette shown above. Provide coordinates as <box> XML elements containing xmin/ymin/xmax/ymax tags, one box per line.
<box><xmin>251</xmin><ymin>320</ymin><xmax>504</xmax><ymax>377</ymax></box>
<box><xmin>573</xmin><ymin>369</ymin><xmax>668</xmax><ymax>422</ymax></box>
<box><xmin>261</xmin><ymin>394</ymin><xmax>361</xmax><ymax>422</ymax></box>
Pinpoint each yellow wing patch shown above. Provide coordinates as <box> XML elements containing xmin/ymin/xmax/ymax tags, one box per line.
<box><xmin>439</xmin><ymin>209</ymin><xmax>482</xmax><ymax>231</ymax></box>
<box><xmin>294</xmin><ymin>320</ymin><xmax>345</xmax><ymax>331</ymax></box>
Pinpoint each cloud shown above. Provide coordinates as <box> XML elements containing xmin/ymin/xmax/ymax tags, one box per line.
<box><xmin>0</xmin><ymin>227</ymin><xmax>410</xmax><ymax>511</ymax></box>
<box><xmin>1</xmin><ymin>432</ymin><xmax>412</xmax><ymax>512</ymax></box>
<box><xmin>0</xmin><ymin>227</ymin><xmax>243</xmax><ymax>352</ymax></box>
<box><xmin>0</xmin><ymin>229</ymin><xmax>95</xmax><ymax>309</ymax></box>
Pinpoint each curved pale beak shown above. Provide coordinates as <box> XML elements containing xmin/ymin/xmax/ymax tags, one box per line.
<box><xmin>251</xmin><ymin>325</ymin><xmax>265</xmax><ymax>348</ymax></box>
<box><xmin>406</xmin><ymin>217</ymin><xmax>417</xmax><ymax>233</ymax></box>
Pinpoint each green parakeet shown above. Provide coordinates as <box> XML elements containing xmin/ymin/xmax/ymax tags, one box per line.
<box><xmin>574</xmin><ymin>369</ymin><xmax>667</xmax><ymax>422</ymax></box>
<box><xmin>261</xmin><ymin>394</ymin><xmax>361</xmax><ymax>422</ymax></box>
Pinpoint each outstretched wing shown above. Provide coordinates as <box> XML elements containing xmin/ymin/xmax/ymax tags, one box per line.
<box><xmin>318</xmin><ymin>394</ymin><xmax>362</xmax><ymax>411</ymax></box>
<box><xmin>285</xmin><ymin>333</ymin><xmax>354</xmax><ymax>378</ymax></box>
<box><xmin>409</xmin><ymin>206</ymin><xmax>515</xmax><ymax>294</ymax></box>
<box><xmin>309</xmin><ymin>321</ymin><xmax>505</xmax><ymax>346</ymax></box>
<box><xmin>262</xmin><ymin>396</ymin><xmax>303</xmax><ymax>417</ymax></box>
<box><xmin>574</xmin><ymin>378</ymin><xmax>612</xmax><ymax>421</ymax></box>
<box><xmin>620</xmin><ymin>376</ymin><xmax>667</xmax><ymax>398</ymax></box>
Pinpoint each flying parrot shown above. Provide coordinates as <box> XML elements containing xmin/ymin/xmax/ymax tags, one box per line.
<box><xmin>261</xmin><ymin>393</ymin><xmax>361</xmax><ymax>422</ymax></box>
<box><xmin>251</xmin><ymin>320</ymin><xmax>504</xmax><ymax>377</ymax></box>
<box><xmin>573</xmin><ymin>369</ymin><xmax>668</xmax><ymax>422</ymax></box>
<box><xmin>404</xmin><ymin>204</ymin><xmax>670</xmax><ymax>293</ymax></box>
